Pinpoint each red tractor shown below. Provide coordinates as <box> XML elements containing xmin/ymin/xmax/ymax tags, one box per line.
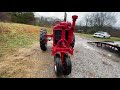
<box><xmin>40</xmin><ymin>12</ymin><xmax>78</xmax><ymax>76</ymax></box>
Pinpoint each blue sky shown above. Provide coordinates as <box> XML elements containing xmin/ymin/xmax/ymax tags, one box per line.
<box><xmin>34</xmin><ymin>12</ymin><xmax>120</xmax><ymax>27</ymax></box>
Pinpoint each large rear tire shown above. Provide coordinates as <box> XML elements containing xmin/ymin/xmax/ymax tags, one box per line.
<box><xmin>40</xmin><ymin>29</ymin><xmax>47</xmax><ymax>51</ymax></box>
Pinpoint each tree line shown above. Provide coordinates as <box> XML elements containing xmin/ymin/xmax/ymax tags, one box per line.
<box><xmin>0</xmin><ymin>12</ymin><xmax>35</xmax><ymax>24</ymax></box>
<box><xmin>75</xmin><ymin>12</ymin><xmax>120</xmax><ymax>37</ymax></box>
<box><xmin>35</xmin><ymin>16</ymin><xmax>62</xmax><ymax>27</ymax></box>
<box><xmin>0</xmin><ymin>12</ymin><xmax>62</xmax><ymax>27</ymax></box>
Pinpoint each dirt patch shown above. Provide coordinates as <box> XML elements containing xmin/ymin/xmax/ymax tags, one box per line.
<box><xmin>0</xmin><ymin>40</ymin><xmax>56</xmax><ymax>78</ymax></box>
<box><xmin>0</xmin><ymin>42</ymin><xmax>54</xmax><ymax>78</ymax></box>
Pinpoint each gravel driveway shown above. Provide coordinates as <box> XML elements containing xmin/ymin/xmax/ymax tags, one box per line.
<box><xmin>40</xmin><ymin>33</ymin><xmax>120</xmax><ymax>78</ymax></box>
<box><xmin>68</xmin><ymin>34</ymin><xmax>120</xmax><ymax>78</ymax></box>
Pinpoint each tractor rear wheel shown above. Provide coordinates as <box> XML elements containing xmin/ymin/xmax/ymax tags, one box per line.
<box><xmin>40</xmin><ymin>29</ymin><xmax>47</xmax><ymax>51</ymax></box>
<box><xmin>63</xmin><ymin>54</ymin><xmax>72</xmax><ymax>75</ymax></box>
<box><xmin>54</xmin><ymin>54</ymin><xmax>63</xmax><ymax>77</ymax></box>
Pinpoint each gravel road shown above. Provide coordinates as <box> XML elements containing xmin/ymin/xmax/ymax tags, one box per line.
<box><xmin>69</xmin><ymin>34</ymin><xmax>120</xmax><ymax>78</ymax></box>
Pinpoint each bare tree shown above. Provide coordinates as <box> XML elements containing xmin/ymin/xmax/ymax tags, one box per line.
<box><xmin>0</xmin><ymin>12</ymin><xmax>11</xmax><ymax>22</ymax></box>
<box><xmin>84</xmin><ymin>12</ymin><xmax>117</xmax><ymax>27</ymax></box>
<box><xmin>80</xmin><ymin>12</ymin><xmax>117</xmax><ymax>34</ymax></box>
<box><xmin>84</xmin><ymin>14</ymin><xmax>90</xmax><ymax>27</ymax></box>
<box><xmin>35</xmin><ymin>16</ymin><xmax>62</xmax><ymax>27</ymax></box>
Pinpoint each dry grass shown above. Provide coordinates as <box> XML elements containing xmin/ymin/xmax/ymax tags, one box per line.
<box><xmin>0</xmin><ymin>22</ymin><xmax>52</xmax><ymax>58</ymax></box>
<box><xmin>0</xmin><ymin>22</ymin><xmax>52</xmax><ymax>78</ymax></box>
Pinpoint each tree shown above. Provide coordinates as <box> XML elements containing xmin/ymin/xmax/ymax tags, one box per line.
<box><xmin>10</xmin><ymin>12</ymin><xmax>35</xmax><ymax>25</ymax></box>
<box><xmin>82</xmin><ymin>12</ymin><xmax>117</xmax><ymax>33</ymax></box>
<box><xmin>0</xmin><ymin>12</ymin><xmax>11</xmax><ymax>22</ymax></box>
<box><xmin>84</xmin><ymin>12</ymin><xmax>117</xmax><ymax>27</ymax></box>
<box><xmin>35</xmin><ymin>16</ymin><xmax>62</xmax><ymax>27</ymax></box>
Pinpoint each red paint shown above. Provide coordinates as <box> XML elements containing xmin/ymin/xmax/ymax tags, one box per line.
<box><xmin>46</xmin><ymin>15</ymin><xmax>78</xmax><ymax>63</ymax></box>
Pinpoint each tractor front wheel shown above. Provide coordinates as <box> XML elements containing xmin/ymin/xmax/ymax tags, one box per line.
<box><xmin>54</xmin><ymin>54</ymin><xmax>64</xmax><ymax>77</ymax></box>
<box><xmin>63</xmin><ymin>54</ymin><xmax>72</xmax><ymax>75</ymax></box>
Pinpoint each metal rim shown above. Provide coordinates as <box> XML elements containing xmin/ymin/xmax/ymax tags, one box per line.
<box><xmin>54</xmin><ymin>65</ymin><xmax>57</xmax><ymax>73</ymax></box>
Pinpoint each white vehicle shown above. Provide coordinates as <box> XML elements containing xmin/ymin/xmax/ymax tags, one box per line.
<box><xmin>93</xmin><ymin>31</ymin><xmax>111</xmax><ymax>38</ymax></box>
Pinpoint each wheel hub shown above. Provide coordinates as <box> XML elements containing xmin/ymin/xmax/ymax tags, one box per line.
<box><xmin>54</xmin><ymin>65</ymin><xmax>57</xmax><ymax>72</ymax></box>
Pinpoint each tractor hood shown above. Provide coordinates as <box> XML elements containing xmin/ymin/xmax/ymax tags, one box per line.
<box><xmin>53</xmin><ymin>21</ymin><xmax>71</xmax><ymax>30</ymax></box>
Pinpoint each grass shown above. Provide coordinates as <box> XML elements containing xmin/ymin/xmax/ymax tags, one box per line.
<box><xmin>79</xmin><ymin>33</ymin><xmax>120</xmax><ymax>41</ymax></box>
<box><xmin>0</xmin><ymin>22</ymin><xmax>52</xmax><ymax>57</ymax></box>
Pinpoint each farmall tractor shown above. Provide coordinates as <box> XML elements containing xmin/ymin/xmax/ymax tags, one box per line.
<box><xmin>40</xmin><ymin>12</ymin><xmax>78</xmax><ymax>77</ymax></box>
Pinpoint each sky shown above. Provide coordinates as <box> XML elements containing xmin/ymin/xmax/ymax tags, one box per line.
<box><xmin>34</xmin><ymin>12</ymin><xmax>120</xmax><ymax>27</ymax></box>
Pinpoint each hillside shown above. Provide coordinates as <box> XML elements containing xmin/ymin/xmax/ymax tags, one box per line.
<box><xmin>0</xmin><ymin>22</ymin><xmax>51</xmax><ymax>58</ymax></box>
<box><xmin>0</xmin><ymin>22</ymin><xmax>52</xmax><ymax>78</ymax></box>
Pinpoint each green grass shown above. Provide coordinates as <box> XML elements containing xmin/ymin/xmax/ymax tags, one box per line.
<box><xmin>0</xmin><ymin>22</ymin><xmax>52</xmax><ymax>57</ymax></box>
<box><xmin>79</xmin><ymin>33</ymin><xmax>120</xmax><ymax>41</ymax></box>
